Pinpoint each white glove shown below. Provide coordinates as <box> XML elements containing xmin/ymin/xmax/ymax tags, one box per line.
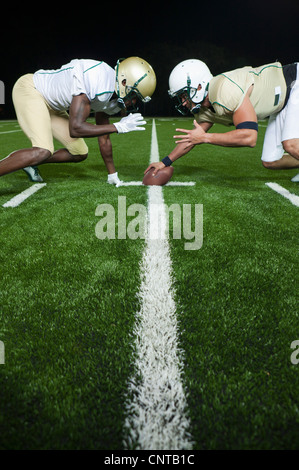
<box><xmin>114</xmin><ymin>113</ymin><xmax>146</xmax><ymax>134</ymax></box>
<box><xmin>107</xmin><ymin>172</ymin><xmax>123</xmax><ymax>187</ymax></box>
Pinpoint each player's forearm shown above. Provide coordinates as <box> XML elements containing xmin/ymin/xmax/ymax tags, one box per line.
<box><xmin>70</xmin><ymin>121</ymin><xmax>117</xmax><ymax>138</ymax></box>
<box><xmin>202</xmin><ymin>129</ymin><xmax>257</xmax><ymax>148</ymax></box>
<box><xmin>144</xmin><ymin>142</ymin><xmax>195</xmax><ymax>176</ymax></box>
<box><xmin>168</xmin><ymin>142</ymin><xmax>195</xmax><ymax>162</ymax></box>
<box><xmin>98</xmin><ymin>136</ymin><xmax>116</xmax><ymax>173</ymax></box>
<box><xmin>69</xmin><ymin>95</ymin><xmax>118</xmax><ymax>138</ymax></box>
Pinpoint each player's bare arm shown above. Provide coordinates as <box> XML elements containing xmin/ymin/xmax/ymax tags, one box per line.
<box><xmin>145</xmin><ymin>122</ymin><xmax>213</xmax><ymax>176</ymax></box>
<box><xmin>174</xmin><ymin>87</ymin><xmax>258</xmax><ymax>149</ymax></box>
<box><xmin>69</xmin><ymin>94</ymin><xmax>118</xmax><ymax>138</ymax></box>
<box><xmin>144</xmin><ymin>142</ymin><xmax>195</xmax><ymax>176</ymax></box>
<box><xmin>95</xmin><ymin>112</ymin><xmax>116</xmax><ymax>174</ymax></box>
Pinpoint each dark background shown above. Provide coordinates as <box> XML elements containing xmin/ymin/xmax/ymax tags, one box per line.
<box><xmin>1</xmin><ymin>0</ymin><xmax>298</xmax><ymax>117</ymax></box>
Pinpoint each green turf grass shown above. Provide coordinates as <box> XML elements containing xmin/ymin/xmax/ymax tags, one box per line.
<box><xmin>157</xmin><ymin>118</ymin><xmax>299</xmax><ymax>449</ymax></box>
<box><xmin>0</xmin><ymin>118</ymin><xmax>298</xmax><ymax>450</ymax></box>
<box><xmin>0</xmin><ymin>120</ymin><xmax>148</xmax><ymax>449</ymax></box>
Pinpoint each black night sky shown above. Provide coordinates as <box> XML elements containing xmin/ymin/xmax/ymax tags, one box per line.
<box><xmin>1</xmin><ymin>0</ymin><xmax>299</xmax><ymax>117</ymax></box>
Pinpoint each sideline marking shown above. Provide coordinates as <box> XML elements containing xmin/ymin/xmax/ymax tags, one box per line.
<box><xmin>265</xmin><ymin>182</ymin><xmax>299</xmax><ymax>207</ymax></box>
<box><xmin>2</xmin><ymin>183</ymin><xmax>47</xmax><ymax>208</ymax></box>
<box><xmin>124</xmin><ymin>119</ymin><xmax>193</xmax><ymax>450</ymax></box>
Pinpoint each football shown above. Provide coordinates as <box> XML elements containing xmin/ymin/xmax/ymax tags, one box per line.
<box><xmin>142</xmin><ymin>166</ymin><xmax>174</xmax><ymax>186</ymax></box>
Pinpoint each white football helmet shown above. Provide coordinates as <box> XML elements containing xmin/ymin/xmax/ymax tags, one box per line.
<box><xmin>115</xmin><ymin>57</ymin><xmax>156</xmax><ymax>111</ymax></box>
<box><xmin>168</xmin><ymin>59</ymin><xmax>213</xmax><ymax>115</ymax></box>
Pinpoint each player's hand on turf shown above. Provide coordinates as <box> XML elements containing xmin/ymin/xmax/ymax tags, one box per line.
<box><xmin>144</xmin><ymin>161</ymin><xmax>165</xmax><ymax>177</ymax></box>
<box><xmin>107</xmin><ymin>172</ymin><xmax>123</xmax><ymax>187</ymax></box>
<box><xmin>174</xmin><ymin>120</ymin><xmax>206</xmax><ymax>147</ymax></box>
<box><xmin>114</xmin><ymin>113</ymin><xmax>146</xmax><ymax>133</ymax></box>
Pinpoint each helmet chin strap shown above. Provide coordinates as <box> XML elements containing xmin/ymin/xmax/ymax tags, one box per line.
<box><xmin>117</xmin><ymin>98</ymin><xmax>126</xmax><ymax>109</ymax></box>
<box><xmin>191</xmin><ymin>104</ymin><xmax>201</xmax><ymax>114</ymax></box>
<box><xmin>191</xmin><ymin>86</ymin><xmax>209</xmax><ymax>114</ymax></box>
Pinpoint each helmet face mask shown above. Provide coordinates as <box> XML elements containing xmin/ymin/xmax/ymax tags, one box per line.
<box><xmin>170</xmin><ymin>83</ymin><xmax>203</xmax><ymax>116</ymax></box>
<box><xmin>118</xmin><ymin>86</ymin><xmax>140</xmax><ymax>113</ymax></box>
<box><xmin>168</xmin><ymin>59</ymin><xmax>212</xmax><ymax>115</ymax></box>
<box><xmin>115</xmin><ymin>57</ymin><xmax>156</xmax><ymax>112</ymax></box>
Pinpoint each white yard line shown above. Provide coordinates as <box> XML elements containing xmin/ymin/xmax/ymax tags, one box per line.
<box><xmin>2</xmin><ymin>183</ymin><xmax>47</xmax><ymax>208</ymax></box>
<box><xmin>265</xmin><ymin>182</ymin><xmax>299</xmax><ymax>207</ymax></box>
<box><xmin>124</xmin><ymin>119</ymin><xmax>193</xmax><ymax>450</ymax></box>
<box><xmin>118</xmin><ymin>181</ymin><xmax>195</xmax><ymax>187</ymax></box>
<box><xmin>166</xmin><ymin>181</ymin><xmax>195</xmax><ymax>186</ymax></box>
<box><xmin>0</xmin><ymin>130</ymin><xmax>22</xmax><ymax>135</ymax></box>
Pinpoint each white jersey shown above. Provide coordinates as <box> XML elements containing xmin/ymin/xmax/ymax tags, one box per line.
<box><xmin>33</xmin><ymin>59</ymin><xmax>121</xmax><ymax>114</ymax></box>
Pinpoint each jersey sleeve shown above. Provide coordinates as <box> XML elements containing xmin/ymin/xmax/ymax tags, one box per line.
<box><xmin>70</xmin><ymin>60</ymin><xmax>87</xmax><ymax>97</ymax></box>
<box><xmin>209</xmin><ymin>68</ymin><xmax>254</xmax><ymax>116</ymax></box>
<box><xmin>90</xmin><ymin>99</ymin><xmax>122</xmax><ymax>115</ymax></box>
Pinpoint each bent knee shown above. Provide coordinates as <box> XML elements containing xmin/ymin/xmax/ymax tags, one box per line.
<box><xmin>32</xmin><ymin>147</ymin><xmax>52</xmax><ymax>165</ymax></box>
<box><xmin>282</xmin><ymin>140</ymin><xmax>299</xmax><ymax>158</ymax></box>
<box><xmin>262</xmin><ymin>160</ymin><xmax>276</xmax><ymax>169</ymax></box>
<box><xmin>72</xmin><ymin>153</ymin><xmax>88</xmax><ymax>163</ymax></box>
<box><xmin>67</xmin><ymin>139</ymin><xmax>88</xmax><ymax>158</ymax></box>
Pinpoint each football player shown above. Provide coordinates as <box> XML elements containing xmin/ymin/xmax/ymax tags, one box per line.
<box><xmin>145</xmin><ymin>59</ymin><xmax>299</xmax><ymax>183</ymax></box>
<box><xmin>1</xmin><ymin>57</ymin><xmax>156</xmax><ymax>185</ymax></box>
